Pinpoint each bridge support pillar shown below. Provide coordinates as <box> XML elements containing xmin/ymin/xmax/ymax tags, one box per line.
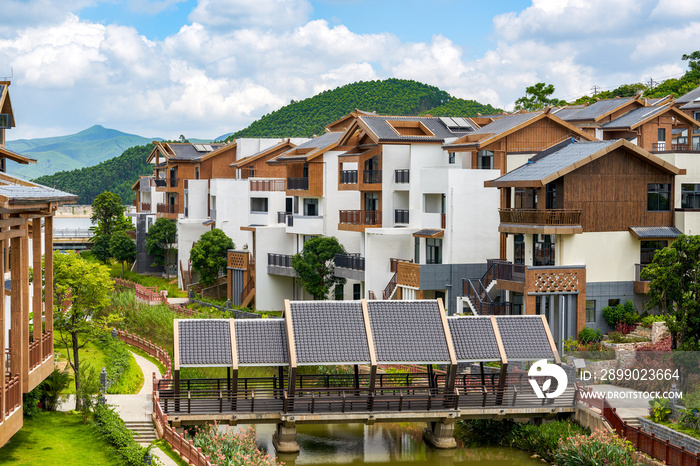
<box><xmin>423</xmin><ymin>420</ymin><xmax>457</xmax><ymax>449</ymax></box>
<box><xmin>273</xmin><ymin>423</ymin><xmax>300</xmax><ymax>453</ymax></box>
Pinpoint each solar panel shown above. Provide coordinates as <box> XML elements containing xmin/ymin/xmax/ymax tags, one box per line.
<box><xmin>452</xmin><ymin>117</ymin><xmax>472</xmax><ymax>129</ymax></box>
<box><xmin>203</xmin><ymin>144</ymin><xmax>214</xmax><ymax>151</ymax></box>
<box><xmin>193</xmin><ymin>144</ymin><xmax>206</xmax><ymax>152</ymax></box>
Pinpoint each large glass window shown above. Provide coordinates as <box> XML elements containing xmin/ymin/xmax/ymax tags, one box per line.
<box><xmin>586</xmin><ymin>300</ymin><xmax>596</xmax><ymax>323</ymax></box>
<box><xmin>477</xmin><ymin>150</ymin><xmax>494</xmax><ymax>169</ymax></box>
<box><xmin>647</xmin><ymin>183</ymin><xmax>670</xmax><ymax>211</ymax></box>
<box><xmin>353</xmin><ymin>283</ymin><xmax>361</xmax><ymax>300</ymax></box>
<box><xmin>303</xmin><ymin>198</ymin><xmax>318</xmax><ymax>216</ymax></box>
<box><xmin>641</xmin><ymin>240</ymin><xmax>667</xmax><ymax>265</ymax></box>
<box><xmin>426</xmin><ymin>238</ymin><xmax>442</xmax><ymax>264</ymax></box>
<box><xmin>250</xmin><ymin>197</ymin><xmax>268</xmax><ymax>213</ymax></box>
<box><xmin>546</xmin><ymin>183</ymin><xmax>557</xmax><ymax>209</ymax></box>
<box><xmin>533</xmin><ymin>234</ymin><xmax>555</xmax><ymax>266</ymax></box>
<box><xmin>514</xmin><ymin>234</ymin><xmax>525</xmax><ymax>264</ymax></box>
<box><xmin>681</xmin><ymin>183</ymin><xmax>700</xmax><ymax>209</ymax></box>
<box><xmin>448</xmin><ymin>152</ymin><xmax>456</xmax><ymax>164</ymax></box>
<box><xmin>414</xmin><ymin>237</ymin><xmax>420</xmax><ymax>264</ymax></box>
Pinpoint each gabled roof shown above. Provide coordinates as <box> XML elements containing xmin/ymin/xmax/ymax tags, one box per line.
<box><xmin>676</xmin><ymin>84</ymin><xmax>700</xmax><ymax>105</ymax></box>
<box><xmin>146</xmin><ymin>141</ymin><xmax>229</xmax><ymax>163</ymax></box>
<box><xmin>0</xmin><ymin>145</ymin><xmax>37</xmax><ymax>165</ymax></box>
<box><xmin>601</xmin><ymin>104</ymin><xmax>698</xmax><ymax>130</ymax></box>
<box><xmin>357</xmin><ymin>115</ymin><xmax>473</xmax><ymax>143</ymax></box>
<box><xmin>0</xmin><ymin>172</ymin><xmax>78</xmax><ymax>207</ymax></box>
<box><xmin>444</xmin><ymin>111</ymin><xmax>594</xmax><ymax>150</ymax></box>
<box><xmin>269</xmin><ymin>131</ymin><xmax>343</xmax><ymax>163</ymax></box>
<box><xmin>558</xmin><ymin>96</ymin><xmax>643</xmax><ymax>123</ymax></box>
<box><xmin>325</xmin><ymin>110</ymin><xmax>377</xmax><ymax>132</ymax></box>
<box><xmin>485</xmin><ymin>139</ymin><xmax>682</xmax><ymax>188</ymax></box>
<box><xmin>230</xmin><ymin>139</ymin><xmax>295</xmax><ymax>167</ymax></box>
<box><xmin>0</xmin><ymin>82</ymin><xmax>16</xmax><ymax>129</ymax></box>
<box><xmin>646</xmin><ymin>95</ymin><xmax>673</xmax><ymax>106</ymax></box>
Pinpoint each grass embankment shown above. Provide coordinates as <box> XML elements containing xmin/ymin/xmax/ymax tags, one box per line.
<box><xmin>54</xmin><ymin>333</ymin><xmax>143</xmax><ymax>394</ymax></box>
<box><xmin>0</xmin><ymin>412</ymin><xmax>120</xmax><ymax>465</ymax></box>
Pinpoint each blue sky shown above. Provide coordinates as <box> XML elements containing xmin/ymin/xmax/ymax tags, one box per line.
<box><xmin>1</xmin><ymin>0</ymin><xmax>699</xmax><ymax>140</ymax></box>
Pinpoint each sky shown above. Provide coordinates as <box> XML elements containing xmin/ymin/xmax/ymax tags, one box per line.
<box><xmin>2</xmin><ymin>0</ymin><xmax>700</xmax><ymax>140</ymax></box>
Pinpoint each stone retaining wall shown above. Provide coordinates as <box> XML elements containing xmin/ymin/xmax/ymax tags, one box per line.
<box><xmin>638</xmin><ymin>417</ymin><xmax>700</xmax><ymax>454</ymax></box>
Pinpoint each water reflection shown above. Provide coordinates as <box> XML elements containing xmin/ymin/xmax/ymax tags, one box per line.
<box><xmin>251</xmin><ymin>423</ymin><xmax>541</xmax><ymax>465</ymax></box>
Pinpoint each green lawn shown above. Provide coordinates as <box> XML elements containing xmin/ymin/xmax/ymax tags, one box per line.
<box><xmin>0</xmin><ymin>412</ymin><xmax>120</xmax><ymax>465</ymax></box>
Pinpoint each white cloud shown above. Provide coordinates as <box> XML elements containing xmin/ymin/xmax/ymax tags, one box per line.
<box><xmin>188</xmin><ymin>0</ymin><xmax>313</xmax><ymax>30</ymax></box>
<box><xmin>0</xmin><ymin>0</ymin><xmax>95</xmax><ymax>36</ymax></box>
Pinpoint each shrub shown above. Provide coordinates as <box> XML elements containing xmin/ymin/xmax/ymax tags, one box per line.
<box><xmin>555</xmin><ymin>429</ymin><xmax>635</xmax><ymax>466</ymax></box>
<box><xmin>93</xmin><ymin>403</ymin><xmax>158</xmax><ymax>465</ymax></box>
<box><xmin>578</xmin><ymin>327</ymin><xmax>602</xmax><ymax>344</ymax></box>
<box><xmin>192</xmin><ymin>423</ymin><xmax>278</xmax><ymax>466</ymax></box>
<box><xmin>615</xmin><ymin>322</ymin><xmax>636</xmax><ymax>335</ymax></box>
<box><xmin>641</xmin><ymin>315</ymin><xmax>666</xmax><ymax>328</ymax></box>
<box><xmin>649</xmin><ymin>397</ymin><xmax>671</xmax><ymax>423</ymax></box>
<box><xmin>602</xmin><ymin>301</ymin><xmax>638</xmax><ymax>328</ymax></box>
<box><xmin>97</xmin><ymin>333</ymin><xmax>144</xmax><ymax>394</ymax></box>
<box><xmin>679</xmin><ymin>409</ymin><xmax>700</xmax><ymax>432</ymax></box>
<box><xmin>508</xmin><ymin>421</ymin><xmax>589</xmax><ymax>462</ymax></box>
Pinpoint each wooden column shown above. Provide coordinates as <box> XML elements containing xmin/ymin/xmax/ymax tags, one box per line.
<box><xmin>32</xmin><ymin>220</ymin><xmax>41</xmax><ymax>351</ymax></box>
<box><xmin>44</xmin><ymin>216</ymin><xmax>53</xmax><ymax>336</ymax></box>
<box><xmin>21</xmin><ymin>230</ymin><xmax>29</xmax><ymax>388</ymax></box>
<box><xmin>173</xmin><ymin>319</ymin><xmax>180</xmax><ymax>412</ymax></box>
<box><xmin>360</xmin><ymin>299</ymin><xmax>377</xmax><ymax>394</ymax></box>
<box><xmin>436</xmin><ymin>298</ymin><xmax>457</xmax><ymax>391</ymax></box>
<box><xmin>228</xmin><ymin>319</ymin><xmax>238</xmax><ymax>411</ymax></box>
<box><xmin>0</xmin><ymin>238</ymin><xmax>4</xmax><ymax>422</ymax></box>
<box><xmin>9</xmin><ymin>232</ymin><xmax>23</xmax><ymax>393</ymax></box>
<box><xmin>491</xmin><ymin>316</ymin><xmax>509</xmax><ymax>406</ymax></box>
<box><xmin>283</xmin><ymin>300</ymin><xmax>297</xmax><ymax>400</ymax></box>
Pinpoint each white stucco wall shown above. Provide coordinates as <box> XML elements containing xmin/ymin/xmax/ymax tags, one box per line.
<box><xmin>364</xmin><ymin>228</ymin><xmax>415</xmax><ymax>299</ymax></box>
<box><xmin>675</xmin><ymin>210</ymin><xmax>700</xmax><ymax>235</ymax></box>
<box><xmin>186</xmin><ymin>179</ymin><xmax>209</xmax><ymax>219</ymax></box>
<box><xmin>559</xmin><ymin>231</ymin><xmax>639</xmax><ymax>283</ymax></box>
<box><xmin>254</xmin><ymin>225</ymin><xmax>297</xmax><ymax>311</ymax></box>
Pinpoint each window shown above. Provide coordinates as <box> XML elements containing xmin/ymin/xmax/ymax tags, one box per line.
<box><xmin>426</xmin><ymin>238</ymin><xmax>442</xmax><ymax>264</ymax></box>
<box><xmin>694</xmin><ymin>111</ymin><xmax>700</xmax><ymax>135</ymax></box>
<box><xmin>533</xmin><ymin>234</ymin><xmax>555</xmax><ymax>266</ymax></box>
<box><xmin>546</xmin><ymin>183</ymin><xmax>557</xmax><ymax>209</ymax></box>
<box><xmin>335</xmin><ymin>283</ymin><xmax>344</xmax><ymax>300</ymax></box>
<box><xmin>250</xmin><ymin>197</ymin><xmax>268</xmax><ymax>213</ymax></box>
<box><xmin>414</xmin><ymin>237</ymin><xmax>420</xmax><ymax>264</ymax></box>
<box><xmin>641</xmin><ymin>240</ymin><xmax>667</xmax><ymax>264</ymax></box>
<box><xmin>353</xmin><ymin>283</ymin><xmax>361</xmax><ymax>300</ymax></box>
<box><xmin>303</xmin><ymin>198</ymin><xmax>318</xmax><ymax>216</ymax></box>
<box><xmin>647</xmin><ymin>183</ymin><xmax>670</xmax><ymax>211</ymax></box>
<box><xmin>448</xmin><ymin>152</ymin><xmax>456</xmax><ymax>164</ymax></box>
<box><xmin>364</xmin><ymin>192</ymin><xmax>378</xmax><ymax>212</ymax></box>
<box><xmin>195</xmin><ymin>166</ymin><xmax>200</xmax><ymax>180</ymax></box>
<box><xmin>477</xmin><ymin>150</ymin><xmax>494</xmax><ymax>169</ymax></box>
<box><xmin>658</xmin><ymin>127</ymin><xmax>666</xmax><ymax>142</ymax></box>
<box><xmin>512</xmin><ymin>293</ymin><xmax>523</xmax><ymax>315</ymax></box>
<box><xmin>681</xmin><ymin>184</ymin><xmax>700</xmax><ymax>209</ymax></box>
<box><xmin>514</xmin><ymin>188</ymin><xmax>526</xmax><ymax>209</ymax></box>
<box><xmin>586</xmin><ymin>300</ymin><xmax>596</xmax><ymax>323</ymax></box>
<box><xmin>514</xmin><ymin>234</ymin><xmax>525</xmax><ymax>264</ymax></box>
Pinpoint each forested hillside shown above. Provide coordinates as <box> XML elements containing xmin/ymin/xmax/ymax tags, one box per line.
<box><xmin>33</xmin><ymin>144</ymin><xmax>154</xmax><ymax>205</ymax></box>
<box><xmin>224</xmin><ymin>79</ymin><xmax>500</xmax><ymax>141</ymax></box>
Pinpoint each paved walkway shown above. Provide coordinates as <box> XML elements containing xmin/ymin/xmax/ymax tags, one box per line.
<box><xmin>590</xmin><ymin>384</ymin><xmax>649</xmax><ymax>420</ymax></box>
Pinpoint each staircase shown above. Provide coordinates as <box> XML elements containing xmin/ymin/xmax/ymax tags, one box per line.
<box><xmin>125</xmin><ymin>420</ymin><xmax>158</xmax><ymax>445</ymax></box>
<box><xmin>240</xmin><ymin>253</ymin><xmax>256</xmax><ymax>308</ymax></box>
<box><xmin>462</xmin><ymin>259</ymin><xmax>511</xmax><ymax>316</ymax></box>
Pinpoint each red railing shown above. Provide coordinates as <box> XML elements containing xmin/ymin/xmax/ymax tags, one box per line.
<box><xmin>4</xmin><ymin>374</ymin><xmax>20</xmax><ymax>417</ymax></box>
<box><xmin>28</xmin><ymin>340</ymin><xmax>41</xmax><ymax>371</ymax></box>
<box><xmin>499</xmin><ymin>208</ymin><xmax>582</xmax><ymax>226</ymax></box>
<box><xmin>41</xmin><ymin>331</ymin><xmax>53</xmax><ymax>362</ymax></box>
<box><xmin>140</xmin><ymin>202</ymin><xmax>151</xmax><ymax>212</ymax></box>
<box><xmin>383</xmin><ymin>273</ymin><xmax>398</xmax><ymax>300</ymax></box>
<box><xmin>601</xmin><ymin>398</ymin><xmax>700</xmax><ymax>466</ymax></box>
<box><xmin>575</xmin><ymin>384</ymin><xmax>604</xmax><ymax>411</ymax></box>
<box><xmin>339</xmin><ymin>210</ymin><xmax>381</xmax><ymax>226</ymax></box>
<box><xmin>250</xmin><ymin>179</ymin><xmax>285</xmax><ymax>192</ymax></box>
<box><xmin>156</xmin><ymin>203</ymin><xmax>178</xmax><ymax>214</ymax></box>
<box><xmin>116</xmin><ymin>330</ymin><xmax>171</xmax><ymax>378</ymax></box>
<box><xmin>113</xmin><ymin>278</ymin><xmax>197</xmax><ymax>317</ymax></box>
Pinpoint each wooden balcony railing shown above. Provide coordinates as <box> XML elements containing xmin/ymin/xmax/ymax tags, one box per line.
<box><xmin>250</xmin><ymin>179</ymin><xmax>285</xmax><ymax>191</ymax></box>
<box><xmin>339</xmin><ymin>210</ymin><xmax>381</xmax><ymax>226</ymax></box>
<box><xmin>390</xmin><ymin>258</ymin><xmax>412</xmax><ymax>273</ymax></box>
<box><xmin>441</xmin><ymin>212</ymin><xmax>446</xmax><ymax>229</ymax></box>
<box><xmin>396</xmin><ymin>261</ymin><xmax>420</xmax><ymax>288</ymax></box>
<box><xmin>651</xmin><ymin>142</ymin><xmax>700</xmax><ymax>152</ymax></box>
<box><xmin>4</xmin><ymin>374</ymin><xmax>21</xmax><ymax>417</ymax></box>
<box><xmin>42</xmin><ymin>331</ymin><xmax>52</xmax><ymax>362</ymax></box>
<box><xmin>140</xmin><ymin>202</ymin><xmax>151</xmax><ymax>211</ymax></box>
<box><xmin>340</xmin><ymin>170</ymin><xmax>358</xmax><ymax>184</ymax></box>
<box><xmin>499</xmin><ymin>208</ymin><xmax>582</xmax><ymax>226</ymax></box>
<box><xmin>156</xmin><ymin>203</ymin><xmax>178</xmax><ymax>214</ymax></box>
<box><xmin>29</xmin><ymin>340</ymin><xmax>41</xmax><ymax>370</ymax></box>
<box><xmin>287</xmin><ymin>177</ymin><xmax>309</xmax><ymax>190</ymax></box>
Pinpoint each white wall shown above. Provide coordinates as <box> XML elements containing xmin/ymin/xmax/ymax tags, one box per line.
<box><xmin>177</xmin><ymin>219</ymin><xmax>211</xmax><ymax>288</ymax></box>
<box><xmin>364</xmin><ymin>228</ymin><xmax>415</xmax><ymax>299</ymax></box>
<box><xmin>254</xmin><ymin>225</ymin><xmax>297</xmax><ymax>311</ymax></box>
<box><xmin>655</xmin><ymin>152</ymin><xmax>700</xmax><ymax>209</ymax></box>
<box><xmin>559</xmin><ymin>231</ymin><xmax>639</xmax><ymax>283</ymax></box>
<box><xmin>186</xmin><ymin>179</ymin><xmax>209</xmax><ymax>219</ymax></box>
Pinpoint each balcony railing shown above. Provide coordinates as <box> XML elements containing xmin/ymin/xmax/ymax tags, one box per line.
<box><xmin>169</xmin><ymin>177</ymin><xmax>179</xmax><ymax>188</ymax></box>
<box><xmin>499</xmin><ymin>208</ymin><xmax>582</xmax><ymax>226</ymax></box>
<box><xmin>268</xmin><ymin>253</ymin><xmax>292</xmax><ymax>268</ymax></box>
<box><xmin>334</xmin><ymin>253</ymin><xmax>365</xmax><ymax>271</ymax></box>
<box><xmin>250</xmin><ymin>179</ymin><xmax>285</xmax><ymax>191</ymax></box>
<box><xmin>288</xmin><ymin>177</ymin><xmax>309</xmax><ymax>190</ymax></box>
<box><xmin>339</xmin><ymin>210</ymin><xmax>381</xmax><ymax>226</ymax></box>
<box><xmin>635</xmin><ymin>263</ymin><xmax>650</xmax><ymax>282</ymax></box>
<box><xmin>156</xmin><ymin>203</ymin><xmax>178</xmax><ymax>214</ymax></box>
<box><xmin>394</xmin><ymin>209</ymin><xmax>409</xmax><ymax>224</ymax></box>
<box><xmin>395</xmin><ymin>169</ymin><xmax>410</xmax><ymax>183</ymax></box>
<box><xmin>441</xmin><ymin>212</ymin><xmax>446</xmax><ymax>229</ymax></box>
<box><xmin>140</xmin><ymin>202</ymin><xmax>151</xmax><ymax>211</ymax></box>
<box><xmin>155</xmin><ymin>178</ymin><xmax>167</xmax><ymax>188</ymax></box>
<box><xmin>363</xmin><ymin>170</ymin><xmax>381</xmax><ymax>184</ymax></box>
<box><xmin>651</xmin><ymin>143</ymin><xmax>700</xmax><ymax>152</ymax></box>
<box><xmin>277</xmin><ymin>211</ymin><xmax>290</xmax><ymax>224</ymax></box>
<box><xmin>340</xmin><ymin>170</ymin><xmax>358</xmax><ymax>184</ymax></box>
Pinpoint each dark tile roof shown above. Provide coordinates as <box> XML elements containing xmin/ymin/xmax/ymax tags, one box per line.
<box><xmin>680</xmin><ymin>100</ymin><xmax>700</xmax><ymax>111</ymax></box>
<box><xmin>629</xmin><ymin>226</ymin><xmax>682</xmax><ymax>238</ymax></box>
<box><xmin>495</xmin><ymin>316</ymin><xmax>554</xmax><ymax>361</ymax></box>
<box><xmin>491</xmin><ymin>140</ymin><xmax>617</xmax><ymax>183</ymax></box>
<box><xmin>447</xmin><ymin>317</ymin><xmax>500</xmax><ymax>362</ymax></box>
<box><xmin>289</xmin><ymin>301</ymin><xmax>371</xmax><ymax>364</ymax></box>
<box><xmin>559</xmin><ymin>97</ymin><xmax>635</xmax><ymax>121</ymax></box>
<box><xmin>550</xmin><ymin>106</ymin><xmax>586</xmax><ymax>120</ymax></box>
<box><xmin>235</xmin><ymin>319</ymin><xmax>288</xmax><ymax>366</ymax></box>
<box><xmin>367</xmin><ymin>300</ymin><xmax>450</xmax><ymax>364</ymax></box>
<box><xmin>413</xmin><ymin>228</ymin><xmax>442</xmax><ymax>237</ymax></box>
<box><xmin>168</xmin><ymin>143</ymin><xmax>226</xmax><ymax>161</ymax></box>
<box><xmin>178</xmin><ymin>320</ymin><xmax>232</xmax><ymax>367</ymax></box>
<box><xmin>467</xmin><ymin>112</ymin><xmax>542</xmax><ymax>137</ymax></box>
<box><xmin>360</xmin><ymin>115</ymin><xmax>470</xmax><ymax>143</ymax></box>
<box><xmin>601</xmin><ymin>105</ymin><xmax>667</xmax><ymax>129</ymax></box>
<box><xmin>0</xmin><ymin>178</ymin><xmax>78</xmax><ymax>203</ymax></box>
<box><xmin>274</xmin><ymin>132</ymin><xmax>343</xmax><ymax>161</ymax></box>
<box><xmin>676</xmin><ymin>85</ymin><xmax>700</xmax><ymax>104</ymax></box>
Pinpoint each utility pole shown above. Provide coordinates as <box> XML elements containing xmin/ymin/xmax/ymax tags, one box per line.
<box><xmin>591</xmin><ymin>85</ymin><xmax>600</xmax><ymax>95</ymax></box>
<box><xmin>647</xmin><ymin>78</ymin><xmax>656</xmax><ymax>89</ymax></box>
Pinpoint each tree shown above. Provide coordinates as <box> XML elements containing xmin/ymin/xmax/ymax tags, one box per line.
<box><xmin>91</xmin><ymin>191</ymin><xmax>131</xmax><ymax>238</ymax></box>
<box><xmin>190</xmin><ymin>229</ymin><xmax>234</xmax><ymax>299</ymax></box>
<box><xmin>91</xmin><ymin>234</ymin><xmax>112</xmax><ymax>263</ymax></box>
<box><xmin>291</xmin><ymin>236</ymin><xmax>346</xmax><ymax>300</ymax></box>
<box><xmin>642</xmin><ymin>235</ymin><xmax>700</xmax><ymax>350</ymax></box>
<box><xmin>110</xmin><ymin>230</ymin><xmax>137</xmax><ymax>278</ymax></box>
<box><xmin>146</xmin><ymin>218</ymin><xmax>177</xmax><ymax>279</ymax></box>
<box><xmin>514</xmin><ymin>82</ymin><xmax>566</xmax><ymax>111</ymax></box>
<box><xmin>53</xmin><ymin>251</ymin><xmax>113</xmax><ymax>410</ymax></box>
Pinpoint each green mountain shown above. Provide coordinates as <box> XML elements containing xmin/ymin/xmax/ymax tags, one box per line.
<box><xmin>7</xmin><ymin>125</ymin><xmax>157</xmax><ymax>179</ymax></box>
<box><xmin>224</xmin><ymin>79</ymin><xmax>501</xmax><ymax>141</ymax></box>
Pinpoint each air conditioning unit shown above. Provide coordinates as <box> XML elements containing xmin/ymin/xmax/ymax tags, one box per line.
<box><xmin>0</xmin><ymin>114</ymin><xmax>10</xmax><ymax>129</ymax></box>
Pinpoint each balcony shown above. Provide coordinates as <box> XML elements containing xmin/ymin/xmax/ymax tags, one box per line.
<box><xmin>140</xmin><ymin>202</ymin><xmax>151</xmax><ymax>212</ymax></box>
<box><xmin>250</xmin><ymin>179</ymin><xmax>285</xmax><ymax>192</ymax></box>
<box><xmin>338</xmin><ymin>210</ymin><xmax>381</xmax><ymax>231</ymax></box>
<box><xmin>267</xmin><ymin>253</ymin><xmax>296</xmax><ymax>277</ymax></box>
<box><xmin>394</xmin><ymin>169</ymin><xmax>410</xmax><ymax>184</ymax></box>
<box><xmin>287</xmin><ymin>177</ymin><xmax>309</xmax><ymax>191</ymax></box>
<box><xmin>169</xmin><ymin>177</ymin><xmax>179</xmax><ymax>188</ymax></box>
<box><xmin>340</xmin><ymin>170</ymin><xmax>358</xmax><ymax>184</ymax></box>
<box><xmin>394</xmin><ymin>209</ymin><xmax>409</xmax><ymax>224</ymax></box>
<box><xmin>277</xmin><ymin>211</ymin><xmax>291</xmax><ymax>224</ymax></box>
<box><xmin>498</xmin><ymin>208</ymin><xmax>582</xmax><ymax>234</ymax></box>
<box><xmin>286</xmin><ymin>214</ymin><xmax>323</xmax><ymax>235</ymax></box>
<box><xmin>334</xmin><ymin>253</ymin><xmax>365</xmax><ymax>281</ymax></box>
<box><xmin>363</xmin><ymin>170</ymin><xmax>381</xmax><ymax>184</ymax></box>
<box><xmin>156</xmin><ymin>203</ymin><xmax>178</xmax><ymax>215</ymax></box>
<box><xmin>634</xmin><ymin>263</ymin><xmax>651</xmax><ymax>294</ymax></box>
<box><xmin>651</xmin><ymin>143</ymin><xmax>700</xmax><ymax>152</ymax></box>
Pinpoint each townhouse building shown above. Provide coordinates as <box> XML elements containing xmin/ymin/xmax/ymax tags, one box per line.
<box><xmin>0</xmin><ymin>81</ymin><xmax>78</xmax><ymax>446</ymax></box>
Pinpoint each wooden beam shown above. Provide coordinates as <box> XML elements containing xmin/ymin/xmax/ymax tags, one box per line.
<box><xmin>540</xmin><ymin>314</ymin><xmax>561</xmax><ymax>364</ymax></box>
<box><xmin>436</xmin><ymin>298</ymin><xmax>458</xmax><ymax>391</ymax></box>
<box><xmin>9</xmin><ymin>234</ymin><xmax>23</xmax><ymax>394</ymax></box>
<box><xmin>0</xmin><ymin>217</ymin><xmax>25</xmax><ymax>229</ymax></box>
<box><xmin>491</xmin><ymin>316</ymin><xmax>509</xmax><ymax>405</ymax></box>
<box><xmin>32</xmin><ymin>219</ymin><xmax>41</xmax><ymax>349</ymax></box>
<box><xmin>360</xmin><ymin>299</ymin><xmax>377</xmax><ymax>392</ymax></box>
<box><xmin>0</xmin><ymin>228</ymin><xmax>26</xmax><ymax>242</ymax></box>
<box><xmin>21</xmin><ymin>232</ymin><xmax>29</xmax><ymax>388</ymax></box>
<box><xmin>0</xmin><ymin>238</ymin><xmax>4</xmax><ymax>422</ymax></box>
<box><xmin>44</xmin><ymin>216</ymin><xmax>53</xmax><ymax>336</ymax></box>
<box><xmin>283</xmin><ymin>300</ymin><xmax>297</xmax><ymax>397</ymax></box>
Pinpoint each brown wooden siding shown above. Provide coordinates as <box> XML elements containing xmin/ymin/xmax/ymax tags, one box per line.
<box><xmin>562</xmin><ymin>148</ymin><xmax>674</xmax><ymax>232</ymax></box>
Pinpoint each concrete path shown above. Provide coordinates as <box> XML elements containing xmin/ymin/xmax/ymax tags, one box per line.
<box><xmin>590</xmin><ymin>385</ymin><xmax>649</xmax><ymax>420</ymax></box>
<box><xmin>167</xmin><ymin>297</ymin><xmax>189</xmax><ymax>305</ymax></box>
